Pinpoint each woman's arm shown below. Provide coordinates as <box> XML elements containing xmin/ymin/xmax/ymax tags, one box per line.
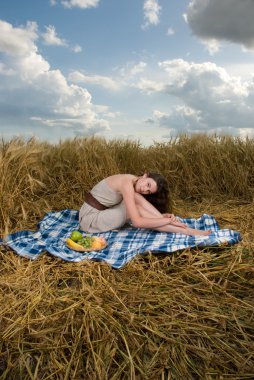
<box><xmin>162</xmin><ymin>213</ymin><xmax>187</xmax><ymax>228</ymax></box>
<box><xmin>134</xmin><ymin>192</ymin><xmax>187</xmax><ymax>229</ymax></box>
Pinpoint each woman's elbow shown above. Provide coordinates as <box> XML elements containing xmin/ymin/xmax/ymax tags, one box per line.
<box><xmin>131</xmin><ymin>219</ymin><xmax>143</xmax><ymax>228</ymax></box>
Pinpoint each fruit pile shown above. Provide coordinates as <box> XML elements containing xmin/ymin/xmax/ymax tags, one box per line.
<box><xmin>66</xmin><ymin>231</ymin><xmax>107</xmax><ymax>251</ymax></box>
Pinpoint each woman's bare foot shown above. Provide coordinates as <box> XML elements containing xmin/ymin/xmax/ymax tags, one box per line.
<box><xmin>158</xmin><ymin>224</ymin><xmax>212</xmax><ymax>236</ymax></box>
<box><xmin>185</xmin><ymin>227</ymin><xmax>211</xmax><ymax>236</ymax></box>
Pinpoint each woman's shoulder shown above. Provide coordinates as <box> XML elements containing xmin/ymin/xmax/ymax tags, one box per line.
<box><xmin>106</xmin><ymin>174</ymin><xmax>137</xmax><ymax>191</ymax></box>
<box><xmin>107</xmin><ymin>173</ymin><xmax>136</xmax><ymax>181</ymax></box>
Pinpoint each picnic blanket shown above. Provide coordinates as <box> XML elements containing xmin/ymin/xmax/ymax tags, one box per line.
<box><xmin>0</xmin><ymin>209</ymin><xmax>241</xmax><ymax>269</ymax></box>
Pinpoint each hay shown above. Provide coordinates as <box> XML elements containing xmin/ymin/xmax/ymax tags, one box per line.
<box><xmin>0</xmin><ymin>135</ymin><xmax>254</xmax><ymax>379</ymax></box>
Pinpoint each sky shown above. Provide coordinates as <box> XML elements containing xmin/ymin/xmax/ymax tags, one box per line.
<box><xmin>0</xmin><ymin>0</ymin><xmax>254</xmax><ymax>146</ymax></box>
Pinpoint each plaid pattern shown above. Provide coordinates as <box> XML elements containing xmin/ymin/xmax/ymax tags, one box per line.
<box><xmin>1</xmin><ymin>209</ymin><xmax>242</xmax><ymax>269</ymax></box>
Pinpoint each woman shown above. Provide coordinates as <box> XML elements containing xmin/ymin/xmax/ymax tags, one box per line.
<box><xmin>79</xmin><ymin>173</ymin><xmax>210</xmax><ymax>236</ymax></box>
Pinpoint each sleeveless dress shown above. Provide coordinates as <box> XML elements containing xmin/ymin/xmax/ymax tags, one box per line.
<box><xmin>79</xmin><ymin>179</ymin><xmax>127</xmax><ymax>233</ymax></box>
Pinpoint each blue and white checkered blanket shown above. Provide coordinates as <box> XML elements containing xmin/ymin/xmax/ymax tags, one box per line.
<box><xmin>0</xmin><ymin>209</ymin><xmax>242</xmax><ymax>269</ymax></box>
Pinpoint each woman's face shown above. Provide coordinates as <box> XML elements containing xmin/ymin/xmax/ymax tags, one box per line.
<box><xmin>135</xmin><ymin>174</ymin><xmax>157</xmax><ymax>195</ymax></box>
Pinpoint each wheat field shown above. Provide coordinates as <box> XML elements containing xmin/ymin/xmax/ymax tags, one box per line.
<box><xmin>0</xmin><ymin>135</ymin><xmax>254</xmax><ymax>379</ymax></box>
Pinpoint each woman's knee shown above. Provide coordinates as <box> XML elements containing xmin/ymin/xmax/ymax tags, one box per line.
<box><xmin>133</xmin><ymin>192</ymin><xmax>145</xmax><ymax>205</ymax></box>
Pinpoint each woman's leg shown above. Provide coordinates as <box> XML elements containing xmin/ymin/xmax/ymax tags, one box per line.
<box><xmin>133</xmin><ymin>193</ymin><xmax>161</xmax><ymax>217</ymax></box>
<box><xmin>133</xmin><ymin>193</ymin><xmax>211</xmax><ymax>236</ymax></box>
<box><xmin>154</xmin><ymin>223</ymin><xmax>210</xmax><ymax>236</ymax></box>
<box><xmin>80</xmin><ymin>202</ymin><xmax>127</xmax><ymax>233</ymax></box>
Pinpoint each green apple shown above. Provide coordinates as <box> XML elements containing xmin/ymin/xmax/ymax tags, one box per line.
<box><xmin>70</xmin><ymin>230</ymin><xmax>83</xmax><ymax>242</ymax></box>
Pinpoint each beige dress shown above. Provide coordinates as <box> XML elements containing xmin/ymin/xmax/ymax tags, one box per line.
<box><xmin>79</xmin><ymin>179</ymin><xmax>127</xmax><ymax>233</ymax></box>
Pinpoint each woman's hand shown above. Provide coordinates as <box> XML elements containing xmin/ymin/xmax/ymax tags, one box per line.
<box><xmin>163</xmin><ymin>213</ymin><xmax>188</xmax><ymax>229</ymax></box>
<box><xmin>163</xmin><ymin>213</ymin><xmax>177</xmax><ymax>222</ymax></box>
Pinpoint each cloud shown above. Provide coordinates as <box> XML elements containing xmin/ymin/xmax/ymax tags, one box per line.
<box><xmin>61</xmin><ymin>0</ymin><xmax>100</xmax><ymax>9</ymax></box>
<box><xmin>0</xmin><ymin>19</ymin><xmax>109</xmax><ymax>137</ymax></box>
<box><xmin>72</xmin><ymin>44</ymin><xmax>82</xmax><ymax>53</ymax></box>
<box><xmin>42</xmin><ymin>25</ymin><xmax>82</xmax><ymax>52</ymax></box>
<box><xmin>202</xmin><ymin>39</ymin><xmax>221</xmax><ymax>55</ymax></box>
<box><xmin>42</xmin><ymin>25</ymin><xmax>67</xmax><ymax>46</ymax></box>
<box><xmin>146</xmin><ymin>107</ymin><xmax>206</xmax><ymax>137</ymax></box>
<box><xmin>0</xmin><ymin>63</ymin><xmax>15</xmax><ymax>76</ymax></box>
<box><xmin>185</xmin><ymin>0</ymin><xmax>254</xmax><ymax>52</ymax></box>
<box><xmin>136</xmin><ymin>78</ymin><xmax>164</xmax><ymax>93</ymax></box>
<box><xmin>167</xmin><ymin>28</ymin><xmax>175</xmax><ymax>36</ymax></box>
<box><xmin>68</xmin><ymin>71</ymin><xmax>120</xmax><ymax>91</ymax></box>
<box><xmin>140</xmin><ymin>58</ymin><xmax>254</xmax><ymax>136</ymax></box>
<box><xmin>142</xmin><ymin>0</ymin><xmax>161</xmax><ymax>29</ymax></box>
<box><xmin>0</xmin><ymin>20</ymin><xmax>38</xmax><ymax>56</ymax></box>
<box><xmin>119</xmin><ymin>61</ymin><xmax>147</xmax><ymax>77</ymax></box>
<box><xmin>69</xmin><ymin>61</ymin><xmax>148</xmax><ymax>91</ymax></box>
<box><xmin>129</xmin><ymin>61</ymin><xmax>147</xmax><ymax>75</ymax></box>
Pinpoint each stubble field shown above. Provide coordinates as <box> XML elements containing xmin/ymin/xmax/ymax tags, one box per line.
<box><xmin>0</xmin><ymin>135</ymin><xmax>253</xmax><ymax>379</ymax></box>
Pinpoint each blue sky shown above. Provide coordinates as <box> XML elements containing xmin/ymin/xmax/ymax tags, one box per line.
<box><xmin>0</xmin><ymin>0</ymin><xmax>254</xmax><ymax>146</ymax></box>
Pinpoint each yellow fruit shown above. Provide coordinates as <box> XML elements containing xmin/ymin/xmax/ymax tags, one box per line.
<box><xmin>66</xmin><ymin>238</ymin><xmax>85</xmax><ymax>251</ymax></box>
<box><xmin>99</xmin><ymin>237</ymin><xmax>106</xmax><ymax>245</ymax></box>
<box><xmin>93</xmin><ymin>236</ymin><xmax>106</xmax><ymax>246</ymax></box>
<box><xmin>91</xmin><ymin>240</ymin><xmax>102</xmax><ymax>250</ymax></box>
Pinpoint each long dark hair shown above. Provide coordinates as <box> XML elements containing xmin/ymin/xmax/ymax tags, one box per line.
<box><xmin>142</xmin><ymin>172</ymin><xmax>171</xmax><ymax>213</ymax></box>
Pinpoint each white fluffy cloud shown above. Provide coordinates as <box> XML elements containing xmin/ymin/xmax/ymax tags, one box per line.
<box><xmin>42</xmin><ymin>25</ymin><xmax>67</xmax><ymax>46</ymax></box>
<box><xmin>61</xmin><ymin>0</ymin><xmax>100</xmax><ymax>9</ymax></box>
<box><xmin>142</xmin><ymin>0</ymin><xmax>161</xmax><ymax>29</ymax></box>
<box><xmin>69</xmin><ymin>61</ymin><xmax>148</xmax><ymax>91</ymax></box>
<box><xmin>0</xmin><ymin>19</ymin><xmax>109</xmax><ymax>137</ymax></box>
<box><xmin>140</xmin><ymin>58</ymin><xmax>254</xmax><ymax>136</ymax></box>
<box><xmin>42</xmin><ymin>25</ymin><xmax>82</xmax><ymax>52</ymax></box>
<box><xmin>0</xmin><ymin>20</ymin><xmax>38</xmax><ymax>56</ymax></box>
<box><xmin>185</xmin><ymin>0</ymin><xmax>254</xmax><ymax>52</ymax></box>
<box><xmin>69</xmin><ymin>71</ymin><xmax>120</xmax><ymax>91</ymax></box>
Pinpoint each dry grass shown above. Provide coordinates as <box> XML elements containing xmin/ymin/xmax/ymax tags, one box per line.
<box><xmin>0</xmin><ymin>135</ymin><xmax>254</xmax><ymax>379</ymax></box>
